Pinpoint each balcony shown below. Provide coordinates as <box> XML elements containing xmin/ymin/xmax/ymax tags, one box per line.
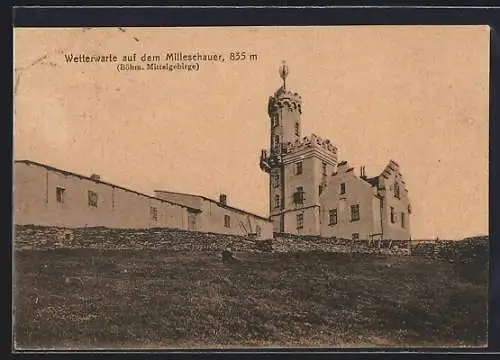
<box><xmin>260</xmin><ymin>149</ymin><xmax>282</xmax><ymax>173</ymax></box>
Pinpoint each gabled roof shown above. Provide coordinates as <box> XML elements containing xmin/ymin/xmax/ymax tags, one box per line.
<box><xmin>364</xmin><ymin>176</ymin><xmax>379</xmax><ymax>188</ymax></box>
<box><xmin>154</xmin><ymin>189</ymin><xmax>272</xmax><ymax>222</ymax></box>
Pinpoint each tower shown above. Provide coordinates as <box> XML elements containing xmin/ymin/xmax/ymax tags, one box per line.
<box><xmin>260</xmin><ymin>62</ymin><xmax>338</xmax><ymax>234</ymax></box>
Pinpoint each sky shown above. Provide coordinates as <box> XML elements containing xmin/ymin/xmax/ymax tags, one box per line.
<box><xmin>13</xmin><ymin>26</ymin><xmax>489</xmax><ymax>240</ymax></box>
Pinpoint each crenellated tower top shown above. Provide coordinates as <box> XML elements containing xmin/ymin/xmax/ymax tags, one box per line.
<box><xmin>268</xmin><ymin>61</ymin><xmax>303</xmax><ymax>117</ymax></box>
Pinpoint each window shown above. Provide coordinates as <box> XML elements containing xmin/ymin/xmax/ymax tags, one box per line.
<box><xmin>294</xmin><ymin>186</ymin><xmax>304</xmax><ymax>205</ymax></box>
<box><xmin>88</xmin><ymin>190</ymin><xmax>98</xmax><ymax>207</ymax></box>
<box><xmin>56</xmin><ymin>187</ymin><xmax>65</xmax><ymax>203</ymax></box>
<box><xmin>274</xmin><ymin>194</ymin><xmax>280</xmax><ymax>208</ymax></box>
<box><xmin>390</xmin><ymin>206</ymin><xmax>396</xmax><ymax>223</ymax></box>
<box><xmin>329</xmin><ymin>209</ymin><xmax>338</xmax><ymax>225</ymax></box>
<box><xmin>394</xmin><ymin>181</ymin><xmax>401</xmax><ymax>199</ymax></box>
<box><xmin>272</xmin><ymin>114</ymin><xmax>279</xmax><ymax>128</ymax></box>
<box><xmin>273</xmin><ymin>135</ymin><xmax>280</xmax><ymax>147</ymax></box>
<box><xmin>296</xmin><ymin>162</ymin><xmax>303</xmax><ymax>175</ymax></box>
<box><xmin>256</xmin><ymin>225</ymin><xmax>261</xmax><ymax>237</ymax></box>
<box><xmin>150</xmin><ymin>206</ymin><xmax>158</xmax><ymax>221</ymax></box>
<box><xmin>224</xmin><ymin>215</ymin><xmax>231</xmax><ymax>228</ymax></box>
<box><xmin>350</xmin><ymin>204</ymin><xmax>360</xmax><ymax>222</ymax></box>
<box><xmin>295</xmin><ymin>122</ymin><xmax>300</xmax><ymax>136</ymax></box>
<box><xmin>340</xmin><ymin>182</ymin><xmax>346</xmax><ymax>195</ymax></box>
<box><xmin>296</xmin><ymin>213</ymin><xmax>304</xmax><ymax>229</ymax></box>
<box><xmin>318</xmin><ymin>185</ymin><xmax>323</xmax><ymax>196</ymax></box>
<box><xmin>401</xmin><ymin>212</ymin><xmax>406</xmax><ymax>228</ymax></box>
<box><xmin>273</xmin><ymin>174</ymin><xmax>280</xmax><ymax>188</ymax></box>
<box><xmin>352</xmin><ymin>233</ymin><xmax>360</xmax><ymax>241</ymax></box>
<box><xmin>322</xmin><ymin>162</ymin><xmax>327</xmax><ymax>176</ymax></box>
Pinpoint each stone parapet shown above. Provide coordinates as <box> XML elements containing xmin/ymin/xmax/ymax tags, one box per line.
<box><xmin>282</xmin><ymin>134</ymin><xmax>337</xmax><ymax>156</ymax></box>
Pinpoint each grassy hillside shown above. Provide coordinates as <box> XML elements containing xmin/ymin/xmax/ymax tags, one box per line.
<box><xmin>14</xmin><ymin>245</ymin><xmax>487</xmax><ymax>349</ymax></box>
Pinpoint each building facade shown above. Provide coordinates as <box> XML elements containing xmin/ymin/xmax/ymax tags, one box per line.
<box><xmin>13</xmin><ymin>160</ymin><xmax>273</xmax><ymax>240</ymax></box>
<box><xmin>154</xmin><ymin>191</ymin><xmax>274</xmax><ymax>239</ymax></box>
<box><xmin>260</xmin><ymin>63</ymin><xmax>412</xmax><ymax>240</ymax></box>
<box><xmin>14</xmin><ymin>62</ymin><xmax>411</xmax><ymax>242</ymax></box>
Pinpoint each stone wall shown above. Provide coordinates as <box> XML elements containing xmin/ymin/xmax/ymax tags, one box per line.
<box><xmin>14</xmin><ymin>225</ymin><xmax>488</xmax><ymax>262</ymax></box>
<box><xmin>13</xmin><ymin>225</ymin><xmax>411</xmax><ymax>256</ymax></box>
<box><xmin>14</xmin><ymin>225</ymin><xmax>254</xmax><ymax>252</ymax></box>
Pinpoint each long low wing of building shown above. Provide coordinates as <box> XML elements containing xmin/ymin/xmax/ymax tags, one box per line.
<box><xmin>154</xmin><ymin>190</ymin><xmax>274</xmax><ymax>240</ymax></box>
<box><xmin>13</xmin><ymin>160</ymin><xmax>274</xmax><ymax>240</ymax></box>
<box><xmin>13</xmin><ymin>160</ymin><xmax>197</xmax><ymax>230</ymax></box>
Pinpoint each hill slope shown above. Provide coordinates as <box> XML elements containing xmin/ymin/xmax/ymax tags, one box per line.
<box><xmin>14</xmin><ymin>241</ymin><xmax>487</xmax><ymax>349</ymax></box>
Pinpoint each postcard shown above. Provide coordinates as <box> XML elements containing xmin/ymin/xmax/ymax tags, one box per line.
<box><xmin>12</xmin><ymin>25</ymin><xmax>489</xmax><ymax>350</ymax></box>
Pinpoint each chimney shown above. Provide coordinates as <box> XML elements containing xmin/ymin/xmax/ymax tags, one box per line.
<box><xmin>219</xmin><ymin>194</ymin><xmax>227</xmax><ymax>206</ymax></box>
<box><xmin>360</xmin><ymin>166</ymin><xmax>367</xmax><ymax>179</ymax></box>
<box><xmin>90</xmin><ymin>174</ymin><xmax>101</xmax><ymax>181</ymax></box>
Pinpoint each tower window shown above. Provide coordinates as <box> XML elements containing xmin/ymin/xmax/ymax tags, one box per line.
<box><xmin>88</xmin><ymin>190</ymin><xmax>98</xmax><ymax>207</ymax></box>
<box><xmin>329</xmin><ymin>209</ymin><xmax>337</xmax><ymax>225</ymax></box>
<box><xmin>390</xmin><ymin>206</ymin><xmax>396</xmax><ymax>223</ymax></box>
<box><xmin>296</xmin><ymin>162</ymin><xmax>303</xmax><ymax>175</ymax></box>
<box><xmin>273</xmin><ymin>174</ymin><xmax>280</xmax><ymax>188</ymax></box>
<box><xmin>401</xmin><ymin>212</ymin><xmax>406</xmax><ymax>228</ymax></box>
<box><xmin>224</xmin><ymin>215</ymin><xmax>231</xmax><ymax>228</ymax></box>
<box><xmin>350</xmin><ymin>204</ymin><xmax>360</xmax><ymax>222</ymax></box>
<box><xmin>56</xmin><ymin>187</ymin><xmax>65</xmax><ymax>203</ymax></box>
<box><xmin>274</xmin><ymin>194</ymin><xmax>280</xmax><ymax>208</ymax></box>
<box><xmin>294</xmin><ymin>186</ymin><xmax>304</xmax><ymax>205</ymax></box>
<box><xmin>340</xmin><ymin>182</ymin><xmax>346</xmax><ymax>195</ymax></box>
<box><xmin>272</xmin><ymin>114</ymin><xmax>279</xmax><ymax>128</ymax></box>
<box><xmin>150</xmin><ymin>206</ymin><xmax>158</xmax><ymax>221</ymax></box>
<box><xmin>295</xmin><ymin>122</ymin><xmax>300</xmax><ymax>136</ymax></box>
<box><xmin>273</xmin><ymin>135</ymin><xmax>280</xmax><ymax>147</ymax></box>
<box><xmin>296</xmin><ymin>213</ymin><xmax>304</xmax><ymax>229</ymax></box>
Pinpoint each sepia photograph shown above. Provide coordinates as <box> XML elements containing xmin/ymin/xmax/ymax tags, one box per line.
<box><xmin>12</xmin><ymin>25</ymin><xmax>489</xmax><ymax>350</ymax></box>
